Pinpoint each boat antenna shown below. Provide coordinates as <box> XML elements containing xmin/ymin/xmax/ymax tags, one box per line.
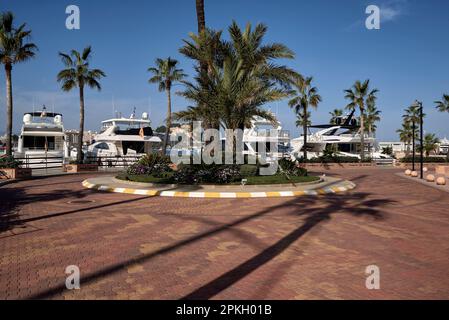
<box><xmin>112</xmin><ymin>95</ymin><xmax>115</xmax><ymax>118</ymax></box>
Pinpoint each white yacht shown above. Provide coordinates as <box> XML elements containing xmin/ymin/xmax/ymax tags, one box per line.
<box><xmin>438</xmin><ymin>137</ymin><xmax>449</xmax><ymax>155</ymax></box>
<box><xmin>290</xmin><ymin>110</ymin><xmax>386</xmax><ymax>161</ymax></box>
<box><xmin>217</xmin><ymin>114</ymin><xmax>290</xmax><ymax>161</ymax></box>
<box><xmin>241</xmin><ymin>115</ymin><xmax>290</xmax><ymax>160</ymax></box>
<box><xmin>86</xmin><ymin>111</ymin><xmax>162</xmax><ymax>159</ymax></box>
<box><xmin>15</xmin><ymin>108</ymin><xmax>69</xmax><ymax>167</ymax></box>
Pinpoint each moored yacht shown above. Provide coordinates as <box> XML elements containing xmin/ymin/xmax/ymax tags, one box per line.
<box><xmin>15</xmin><ymin>108</ymin><xmax>69</xmax><ymax>166</ymax></box>
<box><xmin>86</xmin><ymin>111</ymin><xmax>162</xmax><ymax>159</ymax></box>
<box><xmin>241</xmin><ymin>115</ymin><xmax>290</xmax><ymax>160</ymax></box>
<box><xmin>290</xmin><ymin>110</ymin><xmax>389</xmax><ymax>161</ymax></box>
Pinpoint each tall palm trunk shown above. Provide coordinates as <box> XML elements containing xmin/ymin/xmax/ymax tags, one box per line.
<box><xmin>162</xmin><ymin>86</ymin><xmax>172</xmax><ymax>155</ymax></box>
<box><xmin>303</xmin><ymin>106</ymin><xmax>308</xmax><ymax>161</ymax></box>
<box><xmin>78</xmin><ymin>85</ymin><xmax>85</xmax><ymax>162</ymax></box>
<box><xmin>359</xmin><ymin>108</ymin><xmax>365</xmax><ymax>161</ymax></box>
<box><xmin>5</xmin><ymin>64</ymin><xmax>13</xmax><ymax>157</ymax></box>
<box><xmin>195</xmin><ymin>0</ymin><xmax>206</xmax><ymax>33</ymax></box>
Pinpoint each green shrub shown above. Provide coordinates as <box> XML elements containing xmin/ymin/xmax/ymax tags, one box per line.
<box><xmin>400</xmin><ymin>156</ymin><xmax>447</xmax><ymax>163</ymax></box>
<box><xmin>278</xmin><ymin>158</ymin><xmax>308</xmax><ymax>176</ymax></box>
<box><xmin>127</xmin><ymin>154</ymin><xmax>172</xmax><ymax>177</ymax></box>
<box><xmin>0</xmin><ymin>156</ymin><xmax>21</xmax><ymax>168</ymax></box>
<box><xmin>239</xmin><ymin>164</ymin><xmax>258</xmax><ymax>177</ymax></box>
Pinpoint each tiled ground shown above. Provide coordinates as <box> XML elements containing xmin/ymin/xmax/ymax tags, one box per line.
<box><xmin>1</xmin><ymin>168</ymin><xmax>448</xmax><ymax>300</ymax></box>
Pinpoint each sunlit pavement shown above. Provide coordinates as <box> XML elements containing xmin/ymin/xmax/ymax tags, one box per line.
<box><xmin>1</xmin><ymin>167</ymin><xmax>449</xmax><ymax>299</ymax></box>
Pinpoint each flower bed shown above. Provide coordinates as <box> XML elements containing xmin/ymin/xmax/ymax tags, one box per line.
<box><xmin>118</xmin><ymin>156</ymin><xmax>318</xmax><ymax>185</ymax></box>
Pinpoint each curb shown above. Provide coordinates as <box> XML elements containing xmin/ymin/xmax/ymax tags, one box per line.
<box><xmin>82</xmin><ymin>180</ymin><xmax>356</xmax><ymax>198</ymax></box>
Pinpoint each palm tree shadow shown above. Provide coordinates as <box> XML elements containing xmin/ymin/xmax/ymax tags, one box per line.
<box><xmin>181</xmin><ymin>192</ymin><xmax>391</xmax><ymax>300</ymax></box>
<box><xmin>24</xmin><ymin>190</ymin><xmax>393</xmax><ymax>300</ymax></box>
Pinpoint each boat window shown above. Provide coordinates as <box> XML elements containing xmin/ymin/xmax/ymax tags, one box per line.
<box><xmin>95</xmin><ymin>143</ymin><xmax>109</xmax><ymax>150</ymax></box>
<box><xmin>23</xmin><ymin>136</ymin><xmax>55</xmax><ymax>150</ymax></box>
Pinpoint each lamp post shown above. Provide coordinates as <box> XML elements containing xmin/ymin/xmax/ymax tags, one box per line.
<box><xmin>411</xmin><ymin>120</ymin><xmax>415</xmax><ymax>171</ymax></box>
<box><xmin>411</xmin><ymin>100</ymin><xmax>424</xmax><ymax>179</ymax></box>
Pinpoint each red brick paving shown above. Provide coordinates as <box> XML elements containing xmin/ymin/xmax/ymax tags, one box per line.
<box><xmin>0</xmin><ymin>168</ymin><xmax>448</xmax><ymax>299</ymax></box>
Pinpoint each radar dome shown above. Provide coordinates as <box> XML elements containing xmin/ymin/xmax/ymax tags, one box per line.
<box><xmin>54</xmin><ymin>115</ymin><xmax>63</xmax><ymax>124</ymax></box>
<box><xmin>141</xmin><ymin>112</ymin><xmax>149</xmax><ymax>120</ymax></box>
<box><xmin>23</xmin><ymin>114</ymin><xmax>32</xmax><ymax>124</ymax></box>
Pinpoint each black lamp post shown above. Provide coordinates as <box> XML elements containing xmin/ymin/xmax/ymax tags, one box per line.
<box><xmin>411</xmin><ymin>100</ymin><xmax>424</xmax><ymax>179</ymax></box>
<box><xmin>411</xmin><ymin>119</ymin><xmax>415</xmax><ymax>171</ymax></box>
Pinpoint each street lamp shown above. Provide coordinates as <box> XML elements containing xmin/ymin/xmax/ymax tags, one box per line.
<box><xmin>411</xmin><ymin>100</ymin><xmax>424</xmax><ymax>179</ymax></box>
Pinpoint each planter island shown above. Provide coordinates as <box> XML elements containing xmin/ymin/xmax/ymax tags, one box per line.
<box><xmin>82</xmin><ymin>174</ymin><xmax>356</xmax><ymax>198</ymax></box>
<box><xmin>0</xmin><ymin>167</ymin><xmax>32</xmax><ymax>180</ymax></box>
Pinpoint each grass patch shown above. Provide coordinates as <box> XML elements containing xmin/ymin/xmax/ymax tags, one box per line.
<box><xmin>118</xmin><ymin>172</ymin><xmax>319</xmax><ymax>185</ymax></box>
<box><xmin>117</xmin><ymin>173</ymin><xmax>174</xmax><ymax>184</ymax></box>
<box><xmin>240</xmin><ymin>175</ymin><xmax>320</xmax><ymax>185</ymax></box>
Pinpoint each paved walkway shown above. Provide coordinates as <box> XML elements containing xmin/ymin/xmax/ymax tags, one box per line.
<box><xmin>1</xmin><ymin>168</ymin><xmax>449</xmax><ymax>299</ymax></box>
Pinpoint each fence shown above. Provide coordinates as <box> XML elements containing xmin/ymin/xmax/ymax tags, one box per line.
<box><xmin>86</xmin><ymin>155</ymin><xmax>141</xmax><ymax>168</ymax></box>
<box><xmin>14</xmin><ymin>155</ymin><xmax>64</xmax><ymax>169</ymax></box>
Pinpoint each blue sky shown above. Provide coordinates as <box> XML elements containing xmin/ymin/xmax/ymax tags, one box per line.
<box><xmin>0</xmin><ymin>0</ymin><xmax>448</xmax><ymax>140</ymax></box>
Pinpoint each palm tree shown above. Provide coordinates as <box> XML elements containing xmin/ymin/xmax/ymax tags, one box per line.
<box><xmin>57</xmin><ymin>46</ymin><xmax>105</xmax><ymax>162</ymax></box>
<box><xmin>148</xmin><ymin>57</ymin><xmax>186</xmax><ymax>155</ymax></box>
<box><xmin>420</xmin><ymin>133</ymin><xmax>439</xmax><ymax>157</ymax></box>
<box><xmin>435</xmin><ymin>94</ymin><xmax>449</xmax><ymax>113</ymax></box>
<box><xmin>344</xmin><ymin>79</ymin><xmax>378</xmax><ymax>161</ymax></box>
<box><xmin>289</xmin><ymin>76</ymin><xmax>321</xmax><ymax>160</ymax></box>
<box><xmin>228</xmin><ymin>21</ymin><xmax>298</xmax><ymax>87</ymax></box>
<box><xmin>179</xmin><ymin>29</ymin><xmax>227</xmax><ymax>129</ymax></box>
<box><xmin>435</xmin><ymin>94</ymin><xmax>449</xmax><ymax>159</ymax></box>
<box><xmin>195</xmin><ymin>0</ymin><xmax>206</xmax><ymax>33</ymax></box>
<box><xmin>0</xmin><ymin>12</ymin><xmax>37</xmax><ymax>157</ymax></box>
<box><xmin>402</xmin><ymin>105</ymin><xmax>426</xmax><ymax>157</ymax></box>
<box><xmin>364</xmin><ymin>101</ymin><xmax>381</xmax><ymax>136</ymax></box>
<box><xmin>177</xmin><ymin>22</ymin><xmax>300</xmax><ymax>132</ymax></box>
<box><xmin>403</xmin><ymin>105</ymin><xmax>425</xmax><ymax>127</ymax></box>
<box><xmin>295</xmin><ymin>110</ymin><xmax>311</xmax><ymax>128</ymax></box>
<box><xmin>396</xmin><ymin>122</ymin><xmax>415</xmax><ymax>157</ymax></box>
<box><xmin>329</xmin><ymin>109</ymin><xmax>343</xmax><ymax>124</ymax></box>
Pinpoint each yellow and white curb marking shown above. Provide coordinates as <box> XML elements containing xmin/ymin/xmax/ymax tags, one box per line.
<box><xmin>82</xmin><ymin>180</ymin><xmax>356</xmax><ymax>198</ymax></box>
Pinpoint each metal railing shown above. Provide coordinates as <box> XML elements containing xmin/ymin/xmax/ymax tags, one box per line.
<box><xmin>86</xmin><ymin>155</ymin><xmax>141</xmax><ymax>168</ymax></box>
<box><xmin>14</xmin><ymin>155</ymin><xmax>64</xmax><ymax>169</ymax></box>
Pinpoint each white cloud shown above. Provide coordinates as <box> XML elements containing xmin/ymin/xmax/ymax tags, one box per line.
<box><xmin>380</xmin><ymin>6</ymin><xmax>401</xmax><ymax>21</ymax></box>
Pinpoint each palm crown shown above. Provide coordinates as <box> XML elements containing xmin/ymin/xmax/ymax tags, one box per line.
<box><xmin>288</xmin><ymin>76</ymin><xmax>321</xmax><ymax>114</ymax></box>
<box><xmin>435</xmin><ymin>94</ymin><xmax>449</xmax><ymax>113</ymax></box>
<box><xmin>176</xmin><ymin>21</ymin><xmax>300</xmax><ymax>130</ymax></box>
<box><xmin>0</xmin><ymin>11</ymin><xmax>37</xmax><ymax>67</ymax></box>
<box><xmin>148</xmin><ymin>57</ymin><xmax>186</xmax><ymax>92</ymax></box>
<box><xmin>344</xmin><ymin>80</ymin><xmax>378</xmax><ymax>112</ymax></box>
<box><xmin>57</xmin><ymin>46</ymin><xmax>106</xmax><ymax>91</ymax></box>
